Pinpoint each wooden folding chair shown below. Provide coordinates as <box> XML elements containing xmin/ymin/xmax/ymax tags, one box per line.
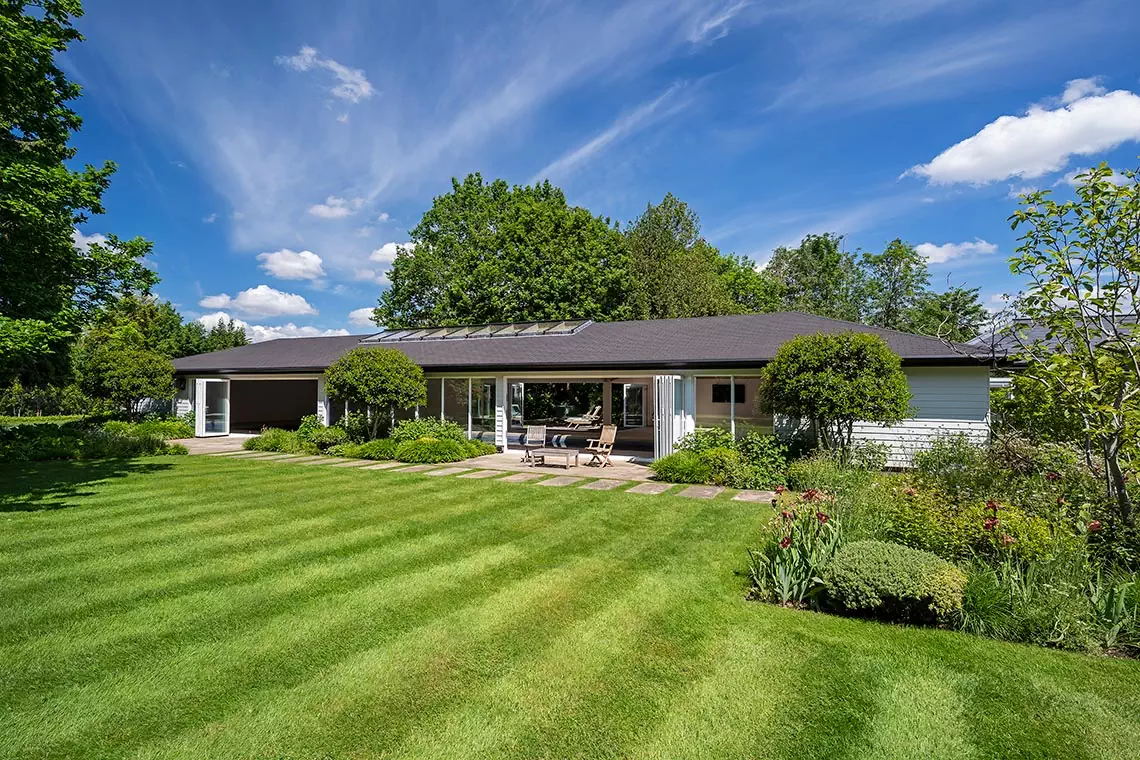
<box><xmin>585</xmin><ymin>424</ymin><xmax>617</xmax><ymax>468</ymax></box>
<box><xmin>521</xmin><ymin>424</ymin><xmax>547</xmax><ymax>464</ymax></box>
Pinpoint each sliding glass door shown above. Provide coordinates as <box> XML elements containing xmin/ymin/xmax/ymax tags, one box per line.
<box><xmin>194</xmin><ymin>378</ymin><xmax>230</xmax><ymax>436</ymax></box>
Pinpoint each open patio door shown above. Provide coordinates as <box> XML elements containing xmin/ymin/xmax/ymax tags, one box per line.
<box><xmin>652</xmin><ymin>375</ymin><xmax>683</xmax><ymax>459</ymax></box>
<box><xmin>194</xmin><ymin>378</ymin><xmax>230</xmax><ymax>437</ymax></box>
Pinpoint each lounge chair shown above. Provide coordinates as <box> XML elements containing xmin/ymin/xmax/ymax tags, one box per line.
<box><xmin>565</xmin><ymin>405</ymin><xmax>602</xmax><ymax>430</ymax></box>
<box><xmin>521</xmin><ymin>424</ymin><xmax>547</xmax><ymax>464</ymax></box>
<box><xmin>585</xmin><ymin>424</ymin><xmax>617</xmax><ymax>468</ymax></box>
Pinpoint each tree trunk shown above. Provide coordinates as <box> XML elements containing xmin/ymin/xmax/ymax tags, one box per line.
<box><xmin>1104</xmin><ymin>443</ymin><xmax>1134</xmax><ymax>527</ymax></box>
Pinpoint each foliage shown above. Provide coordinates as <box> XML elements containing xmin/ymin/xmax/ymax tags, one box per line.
<box><xmin>991</xmin><ymin>373</ymin><xmax>1086</xmax><ymax>445</ymax></box>
<box><xmin>334</xmin><ymin>411</ymin><xmax>372</xmax><ymax>444</ymax></box>
<box><xmin>0</xmin><ymin>419</ymin><xmax>185</xmax><ymax>461</ymax></box>
<box><xmin>294</xmin><ymin>415</ymin><xmax>348</xmax><ymax>451</ymax></box>
<box><xmin>394</xmin><ymin>437</ymin><xmax>469</xmax><ymax>464</ymax></box>
<box><xmin>699</xmin><ymin>447</ymin><xmax>745</xmax><ymax>487</ymax></box>
<box><xmin>74</xmin><ymin>322</ymin><xmax>174</xmax><ymax>419</ymax></box>
<box><xmin>649</xmin><ymin>451</ymin><xmax>711</xmax><ymax>484</ymax></box>
<box><xmin>242</xmin><ymin>428</ymin><xmax>318</xmax><ymax>455</ymax></box>
<box><xmin>91</xmin><ymin>295</ymin><xmax>247</xmax><ymax>359</ymax></box>
<box><xmin>102</xmin><ymin>417</ymin><xmax>192</xmax><ymax>440</ymax></box>
<box><xmin>862</xmin><ymin>239</ymin><xmax>930</xmax><ymax>332</ymax></box>
<box><xmin>464</xmin><ymin>439</ymin><xmax>497</xmax><ymax>457</ymax></box>
<box><xmin>324</xmin><ymin>348</ymin><xmax>426</xmax><ymax>439</ymax></box>
<box><xmin>0</xmin><ymin>379</ymin><xmax>101</xmax><ymax>416</ymax></box>
<box><xmin>822</xmin><ymin>540</ymin><xmax>967</xmax><ymax>625</ymax></box>
<box><xmin>675</xmin><ymin>427</ymin><xmax>735</xmax><ymax>453</ymax></box>
<box><xmin>764</xmin><ymin>234</ymin><xmax>867</xmax><ymax>322</ymax></box>
<box><xmin>391</xmin><ymin>416</ymin><xmax>468</xmax><ymax>445</ymax></box>
<box><xmin>0</xmin><ymin>316</ymin><xmax>72</xmax><ymax>385</ymax></box>
<box><xmin>1006</xmin><ymin>163</ymin><xmax>1140</xmax><ymax>527</ymax></box>
<box><xmin>328</xmin><ymin>438</ymin><xmax>399</xmax><ymax>460</ymax></box>
<box><xmin>747</xmin><ymin>503</ymin><xmax>843</xmax><ymax>606</ymax></box>
<box><xmin>760</xmin><ymin>332</ymin><xmax>911</xmax><ymax>460</ymax></box>
<box><xmin>905</xmin><ymin>286</ymin><xmax>987</xmax><ymax>343</ymax></box>
<box><xmin>734</xmin><ymin>431</ymin><xmax>789</xmax><ymax>488</ymax></box>
<box><xmin>376</xmin><ymin>174</ymin><xmax>631</xmax><ymax>327</ymax></box>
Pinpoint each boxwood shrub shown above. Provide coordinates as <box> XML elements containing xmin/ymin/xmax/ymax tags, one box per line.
<box><xmin>328</xmin><ymin>438</ymin><xmax>399</xmax><ymax>460</ymax></box>
<box><xmin>243</xmin><ymin>428</ymin><xmax>319</xmax><ymax>455</ymax></box>
<box><xmin>394</xmin><ymin>436</ymin><xmax>468</xmax><ymax>464</ymax></box>
<box><xmin>391</xmin><ymin>418</ymin><xmax>468</xmax><ymax>444</ymax></box>
<box><xmin>650</xmin><ymin>451</ymin><xmax>711</xmax><ymax>484</ymax></box>
<box><xmin>821</xmin><ymin>539</ymin><xmax>967</xmax><ymax>625</ymax></box>
<box><xmin>464</xmin><ymin>439</ymin><xmax>497</xmax><ymax>458</ymax></box>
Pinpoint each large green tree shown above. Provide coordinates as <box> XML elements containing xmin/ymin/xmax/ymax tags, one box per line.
<box><xmin>0</xmin><ymin>0</ymin><xmax>156</xmax><ymax>383</ymax></box>
<box><xmin>763</xmin><ymin>234</ymin><xmax>867</xmax><ymax>322</ymax></box>
<box><xmin>94</xmin><ymin>296</ymin><xmax>247</xmax><ymax>358</ymax></box>
<box><xmin>862</xmin><ymin>239</ymin><xmax>930</xmax><ymax>331</ymax></box>
<box><xmin>74</xmin><ymin>321</ymin><xmax>174</xmax><ymax>420</ymax></box>
<box><xmin>905</xmin><ymin>286</ymin><xmax>986</xmax><ymax>343</ymax></box>
<box><xmin>375</xmin><ymin>174</ymin><xmax>630</xmax><ymax>327</ymax></box>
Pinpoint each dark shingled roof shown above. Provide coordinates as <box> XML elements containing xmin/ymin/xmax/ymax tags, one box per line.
<box><xmin>172</xmin><ymin>312</ymin><xmax>990</xmax><ymax>375</ymax></box>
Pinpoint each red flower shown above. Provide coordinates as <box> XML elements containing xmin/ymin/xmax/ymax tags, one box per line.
<box><xmin>816</xmin><ymin>511</ymin><xmax>830</xmax><ymax>524</ymax></box>
<box><xmin>985</xmin><ymin>499</ymin><xmax>1001</xmax><ymax>513</ymax></box>
<box><xmin>780</xmin><ymin>509</ymin><xmax>795</xmax><ymax>521</ymax></box>
<box><xmin>779</xmin><ymin>535</ymin><xmax>792</xmax><ymax>549</ymax></box>
<box><xmin>1057</xmin><ymin>496</ymin><xmax>1068</xmax><ymax>506</ymax></box>
<box><xmin>1045</xmin><ymin>471</ymin><xmax>1061</xmax><ymax>482</ymax></box>
<box><xmin>1088</xmin><ymin>520</ymin><xmax>1103</xmax><ymax>533</ymax></box>
<box><xmin>1000</xmin><ymin>534</ymin><xmax>1016</xmax><ymax>547</ymax></box>
<box><xmin>983</xmin><ymin>516</ymin><xmax>999</xmax><ymax>532</ymax></box>
<box><xmin>802</xmin><ymin>489</ymin><xmax>822</xmax><ymax>502</ymax></box>
<box><xmin>775</xmin><ymin>485</ymin><xmax>786</xmax><ymax>495</ymax></box>
<box><xmin>903</xmin><ymin>486</ymin><xmax>917</xmax><ymax>497</ymax></box>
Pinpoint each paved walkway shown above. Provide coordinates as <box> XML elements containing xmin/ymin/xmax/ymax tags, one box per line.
<box><xmin>200</xmin><ymin>447</ymin><xmax>779</xmax><ymax>501</ymax></box>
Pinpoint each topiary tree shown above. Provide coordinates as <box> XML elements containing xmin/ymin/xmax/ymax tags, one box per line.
<box><xmin>760</xmin><ymin>332</ymin><xmax>911</xmax><ymax>462</ymax></box>
<box><xmin>324</xmin><ymin>348</ymin><xmax>426</xmax><ymax>439</ymax></box>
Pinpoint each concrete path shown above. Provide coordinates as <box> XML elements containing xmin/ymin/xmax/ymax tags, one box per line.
<box><xmin>362</xmin><ymin>462</ymin><xmax>404</xmax><ymax>470</ymax></box>
<box><xmin>579</xmin><ymin>479</ymin><xmax>626</xmax><ymax>491</ymax></box>
<box><xmin>678</xmin><ymin>485</ymin><xmax>723</xmax><ymax>499</ymax></box>
<box><xmin>395</xmin><ymin>464</ymin><xmax>437</xmax><ymax>473</ymax></box>
<box><xmin>329</xmin><ymin>459</ymin><xmax>373</xmax><ymax>468</ymax></box>
<box><xmin>732</xmin><ymin>490</ymin><xmax>779</xmax><ymax>503</ymax></box>
<box><xmin>536</xmin><ymin>476</ymin><xmax>584</xmax><ymax>487</ymax></box>
<box><xmin>425</xmin><ymin>467</ymin><xmax>470</xmax><ymax>477</ymax></box>
<box><xmin>499</xmin><ymin>472</ymin><xmax>546</xmax><ymax>483</ymax></box>
<box><xmin>626</xmin><ymin>482</ymin><xmax>673</xmax><ymax>495</ymax></box>
<box><xmin>457</xmin><ymin>470</ymin><xmax>503</xmax><ymax>479</ymax></box>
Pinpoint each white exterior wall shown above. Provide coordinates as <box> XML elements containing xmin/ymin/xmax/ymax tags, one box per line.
<box><xmin>852</xmin><ymin>366</ymin><xmax>990</xmax><ymax>468</ymax></box>
<box><xmin>174</xmin><ymin>378</ymin><xmax>194</xmax><ymax>417</ymax></box>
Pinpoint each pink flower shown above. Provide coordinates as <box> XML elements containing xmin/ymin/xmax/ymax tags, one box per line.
<box><xmin>1088</xmin><ymin>520</ymin><xmax>1103</xmax><ymax>533</ymax></box>
<box><xmin>780</xmin><ymin>509</ymin><xmax>795</xmax><ymax>522</ymax></box>
<box><xmin>816</xmin><ymin>511</ymin><xmax>830</xmax><ymax>524</ymax></box>
<box><xmin>903</xmin><ymin>486</ymin><xmax>917</xmax><ymax>497</ymax></box>
<box><xmin>985</xmin><ymin>499</ymin><xmax>1001</xmax><ymax>513</ymax></box>
<box><xmin>983</xmin><ymin>516</ymin><xmax>999</xmax><ymax>532</ymax></box>
<box><xmin>1000</xmin><ymin>534</ymin><xmax>1016</xmax><ymax>547</ymax></box>
<box><xmin>802</xmin><ymin>489</ymin><xmax>822</xmax><ymax>503</ymax></box>
<box><xmin>779</xmin><ymin>535</ymin><xmax>792</xmax><ymax>549</ymax></box>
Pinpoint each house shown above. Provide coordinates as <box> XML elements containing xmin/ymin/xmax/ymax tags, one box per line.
<box><xmin>171</xmin><ymin>312</ymin><xmax>993</xmax><ymax>467</ymax></box>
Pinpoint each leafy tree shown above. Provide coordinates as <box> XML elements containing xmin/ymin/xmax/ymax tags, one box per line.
<box><xmin>376</xmin><ymin>174</ymin><xmax>629</xmax><ymax>327</ymax></box>
<box><xmin>75</xmin><ymin>322</ymin><xmax>174</xmax><ymax>420</ymax></box>
<box><xmin>201</xmin><ymin>317</ymin><xmax>248</xmax><ymax>354</ymax></box>
<box><xmin>759</xmin><ymin>332</ymin><xmax>912</xmax><ymax>461</ymax></box>
<box><xmin>0</xmin><ymin>316</ymin><xmax>71</xmax><ymax>385</ymax></box>
<box><xmin>1</xmin><ymin>1</ymin><xmax>156</xmax><ymax>381</ymax></box>
<box><xmin>89</xmin><ymin>296</ymin><xmax>247</xmax><ymax>359</ymax></box>
<box><xmin>717</xmin><ymin>255</ymin><xmax>785</xmax><ymax>314</ymax></box>
<box><xmin>324</xmin><ymin>348</ymin><xmax>427</xmax><ymax>439</ymax></box>
<box><xmin>625</xmin><ymin>193</ymin><xmax>739</xmax><ymax>319</ymax></box>
<box><xmin>905</xmin><ymin>286</ymin><xmax>987</xmax><ymax>342</ymax></box>
<box><xmin>764</xmin><ymin>234</ymin><xmax>867</xmax><ymax>322</ymax></box>
<box><xmin>991</xmin><ymin>374</ymin><xmax>1086</xmax><ymax>444</ymax></box>
<box><xmin>1007</xmin><ymin>163</ymin><xmax>1140</xmax><ymax>526</ymax></box>
<box><xmin>863</xmin><ymin>239</ymin><xmax>930</xmax><ymax>331</ymax></box>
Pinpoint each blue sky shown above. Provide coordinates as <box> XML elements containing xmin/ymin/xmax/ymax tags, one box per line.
<box><xmin>63</xmin><ymin>0</ymin><xmax>1140</xmax><ymax>340</ymax></box>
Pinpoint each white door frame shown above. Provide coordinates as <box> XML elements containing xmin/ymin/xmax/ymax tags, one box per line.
<box><xmin>194</xmin><ymin>378</ymin><xmax>230</xmax><ymax>437</ymax></box>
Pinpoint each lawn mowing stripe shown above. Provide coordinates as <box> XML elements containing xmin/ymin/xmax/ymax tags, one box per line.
<box><xmin>852</xmin><ymin>670</ymin><xmax>981</xmax><ymax>759</ymax></box>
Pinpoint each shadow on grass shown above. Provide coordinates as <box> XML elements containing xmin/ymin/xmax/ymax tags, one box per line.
<box><xmin>0</xmin><ymin>458</ymin><xmax>176</xmax><ymax>512</ymax></box>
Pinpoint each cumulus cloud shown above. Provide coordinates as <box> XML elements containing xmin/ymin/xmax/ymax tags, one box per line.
<box><xmin>908</xmin><ymin>80</ymin><xmax>1140</xmax><ymax>184</ymax></box>
<box><xmin>198</xmin><ymin>284</ymin><xmax>317</xmax><ymax>318</ymax></box>
<box><xmin>308</xmin><ymin>195</ymin><xmax>365</xmax><ymax>219</ymax></box>
<box><xmin>348</xmin><ymin>307</ymin><xmax>377</xmax><ymax>327</ymax></box>
<box><xmin>256</xmin><ymin>248</ymin><xmax>325</xmax><ymax>280</ymax></box>
<box><xmin>72</xmin><ymin>229</ymin><xmax>108</xmax><ymax>250</ymax></box>
<box><xmin>197</xmin><ymin>311</ymin><xmax>348</xmax><ymax>343</ymax></box>
<box><xmin>369</xmin><ymin>241</ymin><xmax>413</xmax><ymax>264</ymax></box>
<box><xmin>915</xmin><ymin>239</ymin><xmax>998</xmax><ymax>264</ymax></box>
<box><xmin>377</xmin><ymin>212</ymin><xmax>390</xmax><ymax>222</ymax></box>
<box><xmin>275</xmin><ymin>46</ymin><xmax>375</xmax><ymax>103</ymax></box>
<box><xmin>355</xmin><ymin>241</ymin><xmax>414</xmax><ymax>284</ymax></box>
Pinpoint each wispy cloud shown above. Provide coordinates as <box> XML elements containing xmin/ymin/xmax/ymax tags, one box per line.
<box><xmin>275</xmin><ymin>46</ymin><xmax>375</xmax><ymax>103</ymax></box>
<box><xmin>530</xmin><ymin>82</ymin><xmax>693</xmax><ymax>184</ymax></box>
<box><xmin>689</xmin><ymin>1</ymin><xmax>750</xmax><ymax>43</ymax></box>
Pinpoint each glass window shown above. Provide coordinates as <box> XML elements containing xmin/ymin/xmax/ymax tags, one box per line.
<box><xmin>711</xmin><ymin>383</ymin><xmax>745</xmax><ymax>404</ymax></box>
<box><xmin>423</xmin><ymin>378</ymin><xmax>443</xmax><ymax>419</ymax></box>
<box><xmin>471</xmin><ymin>378</ymin><xmax>496</xmax><ymax>439</ymax></box>
<box><xmin>444</xmin><ymin>379</ymin><xmax>469</xmax><ymax>430</ymax></box>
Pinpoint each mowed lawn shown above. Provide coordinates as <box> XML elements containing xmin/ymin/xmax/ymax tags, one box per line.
<box><xmin>2</xmin><ymin>458</ymin><xmax>1139</xmax><ymax>760</ymax></box>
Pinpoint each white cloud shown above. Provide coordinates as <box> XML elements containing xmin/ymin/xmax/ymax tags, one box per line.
<box><xmin>348</xmin><ymin>307</ymin><xmax>377</xmax><ymax>327</ymax></box>
<box><xmin>369</xmin><ymin>241</ymin><xmax>413</xmax><ymax>265</ymax></box>
<box><xmin>256</xmin><ymin>248</ymin><xmax>325</xmax><ymax>280</ymax></box>
<box><xmin>198</xmin><ymin>284</ymin><xmax>317</xmax><ymax>318</ymax></box>
<box><xmin>1059</xmin><ymin>167</ymin><xmax>1130</xmax><ymax>187</ymax></box>
<box><xmin>308</xmin><ymin>195</ymin><xmax>365</xmax><ymax>219</ymax></box>
<box><xmin>202</xmin><ymin>213</ymin><xmax>217</xmax><ymax>224</ymax></box>
<box><xmin>689</xmin><ymin>0</ymin><xmax>749</xmax><ymax>43</ymax></box>
<box><xmin>530</xmin><ymin>82</ymin><xmax>691</xmax><ymax>183</ymax></box>
<box><xmin>909</xmin><ymin>83</ymin><xmax>1140</xmax><ymax>185</ymax></box>
<box><xmin>353</xmin><ymin>268</ymin><xmax>382</xmax><ymax>283</ymax></box>
<box><xmin>336</xmin><ymin>113</ymin><xmax>349</xmax><ymax>124</ymax></box>
<box><xmin>915</xmin><ymin>239</ymin><xmax>998</xmax><ymax>264</ymax></box>
<box><xmin>1060</xmin><ymin>77</ymin><xmax>1105</xmax><ymax>105</ymax></box>
<box><xmin>197</xmin><ymin>311</ymin><xmax>348</xmax><ymax>343</ymax></box>
<box><xmin>355</xmin><ymin>226</ymin><xmax>375</xmax><ymax>237</ymax></box>
<box><xmin>72</xmin><ymin>229</ymin><xmax>108</xmax><ymax>250</ymax></box>
<box><xmin>275</xmin><ymin>46</ymin><xmax>375</xmax><ymax>103</ymax></box>
<box><xmin>376</xmin><ymin>212</ymin><xmax>390</xmax><ymax>222</ymax></box>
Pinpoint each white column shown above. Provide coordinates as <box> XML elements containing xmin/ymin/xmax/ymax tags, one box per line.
<box><xmin>316</xmin><ymin>376</ymin><xmax>329</xmax><ymax>426</ymax></box>
<box><xmin>467</xmin><ymin>378</ymin><xmax>473</xmax><ymax>440</ymax></box>
<box><xmin>682</xmin><ymin>375</ymin><xmax>697</xmax><ymax>437</ymax></box>
<box><xmin>495</xmin><ymin>376</ymin><xmax>508</xmax><ymax>451</ymax></box>
<box><xmin>440</xmin><ymin>378</ymin><xmax>446</xmax><ymax>420</ymax></box>
<box><xmin>601</xmin><ymin>379</ymin><xmax>613</xmax><ymax>425</ymax></box>
<box><xmin>729</xmin><ymin>375</ymin><xmax>736</xmax><ymax>439</ymax></box>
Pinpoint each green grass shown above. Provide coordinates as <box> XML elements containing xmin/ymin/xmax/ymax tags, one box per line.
<box><xmin>2</xmin><ymin>457</ymin><xmax>1139</xmax><ymax>759</ymax></box>
<box><xmin>0</xmin><ymin>415</ymin><xmax>85</xmax><ymax>426</ymax></box>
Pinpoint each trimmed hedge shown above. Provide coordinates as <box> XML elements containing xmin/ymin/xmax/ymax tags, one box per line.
<box><xmin>243</xmin><ymin>428</ymin><xmax>319</xmax><ymax>455</ymax></box>
<box><xmin>102</xmin><ymin>419</ymin><xmax>193</xmax><ymax>440</ymax></box>
<box><xmin>394</xmin><ymin>437</ymin><xmax>468</xmax><ymax>464</ymax></box>
<box><xmin>822</xmin><ymin>540</ymin><xmax>967</xmax><ymax>625</ymax></box>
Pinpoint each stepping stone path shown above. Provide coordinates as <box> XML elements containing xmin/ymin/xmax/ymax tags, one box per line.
<box><xmin>678</xmin><ymin>485</ymin><xmax>723</xmax><ymax>499</ymax></box>
<box><xmin>536</xmin><ymin>476</ymin><xmax>584</xmax><ymax>487</ymax></box>
<box><xmin>425</xmin><ymin>467</ymin><xmax>470</xmax><ymax>477</ymax></box>
<box><xmin>330</xmin><ymin>459</ymin><xmax>373</xmax><ymax>468</ymax></box>
<box><xmin>732</xmin><ymin>490</ymin><xmax>779</xmax><ymax>503</ymax></box>
<box><xmin>396</xmin><ymin>464</ymin><xmax>437</xmax><ymax>473</ymax></box>
<box><xmin>499</xmin><ymin>472</ymin><xmax>546</xmax><ymax>483</ymax></box>
<box><xmin>299</xmin><ymin>458</ymin><xmax>337</xmax><ymax>466</ymax></box>
<box><xmin>579</xmin><ymin>479</ymin><xmax>626</xmax><ymax>491</ymax></box>
<box><xmin>626</xmin><ymin>482</ymin><xmax>673</xmax><ymax>495</ymax></box>
<box><xmin>231</xmin><ymin>452</ymin><xmax>279</xmax><ymax>460</ymax></box>
<box><xmin>457</xmin><ymin>470</ymin><xmax>503</xmax><ymax>479</ymax></box>
<box><xmin>282</xmin><ymin>455</ymin><xmax>326</xmax><ymax>464</ymax></box>
<box><xmin>208</xmin><ymin>450</ymin><xmax>253</xmax><ymax>457</ymax></box>
<box><xmin>362</xmin><ymin>462</ymin><xmax>404</xmax><ymax>470</ymax></box>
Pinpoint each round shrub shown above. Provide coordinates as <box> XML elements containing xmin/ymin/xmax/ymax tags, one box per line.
<box><xmin>391</xmin><ymin>417</ymin><xmax>468</xmax><ymax>445</ymax></box>
<box><xmin>394</xmin><ymin>436</ymin><xmax>468</xmax><ymax>464</ymax></box>
<box><xmin>649</xmin><ymin>451</ymin><xmax>711</xmax><ymax>484</ymax></box>
<box><xmin>734</xmin><ymin>431</ymin><xmax>787</xmax><ymax>488</ymax></box>
<box><xmin>676</xmin><ymin>427</ymin><xmax>734</xmax><ymax>454</ymax></box>
<box><xmin>352</xmin><ymin>438</ymin><xmax>399</xmax><ymax>460</ymax></box>
<box><xmin>306</xmin><ymin>425</ymin><xmax>348</xmax><ymax>451</ymax></box>
<box><xmin>464</xmin><ymin>439</ymin><xmax>497</xmax><ymax>458</ymax></box>
<box><xmin>821</xmin><ymin>540</ymin><xmax>967</xmax><ymax>625</ymax></box>
<box><xmin>243</xmin><ymin>428</ymin><xmax>318</xmax><ymax>455</ymax></box>
<box><xmin>698</xmin><ymin>446</ymin><xmax>744</xmax><ymax>487</ymax></box>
